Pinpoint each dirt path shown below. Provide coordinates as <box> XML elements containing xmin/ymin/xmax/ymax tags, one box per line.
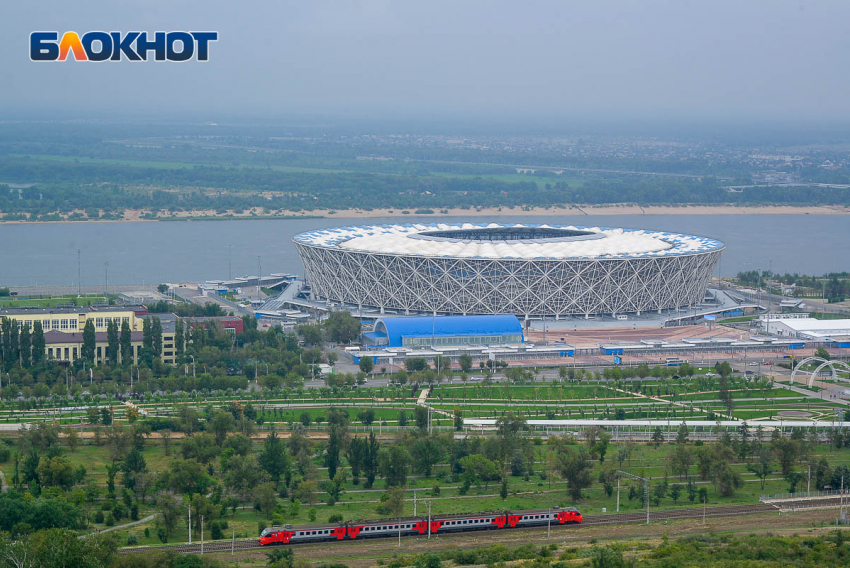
<box><xmin>96</xmin><ymin>513</ymin><xmax>157</xmax><ymax>535</ymax></box>
<box><xmin>609</xmin><ymin>385</ymin><xmax>735</xmax><ymax>421</ymax></box>
<box><xmin>0</xmin><ymin>470</ymin><xmax>8</xmax><ymax>492</ymax></box>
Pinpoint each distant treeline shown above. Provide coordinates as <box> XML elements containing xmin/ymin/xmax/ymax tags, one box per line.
<box><xmin>737</xmin><ymin>270</ymin><xmax>850</xmax><ymax>302</ymax></box>
<box><xmin>2</xmin><ymin>158</ymin><xmax>849</xmax><ymax>220</ymax></box>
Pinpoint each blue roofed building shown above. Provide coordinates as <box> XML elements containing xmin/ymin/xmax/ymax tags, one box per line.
<box><xmin>362</xmin><ymin>314</ymin><xmax>523</xmax><ymax>348</ymax></box>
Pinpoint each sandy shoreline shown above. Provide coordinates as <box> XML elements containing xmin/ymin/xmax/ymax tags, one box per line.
<box><xmin>0</xmin><ymin>204</ymin><xmax>846</xmax><ymax>225</ymax></box>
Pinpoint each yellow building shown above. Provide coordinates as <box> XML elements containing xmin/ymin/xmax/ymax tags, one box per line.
<box><xmin>42</xmin><ymin>329</ymin><xmax>177</xmax><ymax>366</ymax></box>
<box><xmin>0</xmin><ymin>306</ymin><xmax>144</xmax><ymax>334</ymax></box>
<box><xmin>1</xmin><ymin>306</ymin><xmax>177</xmax><ymax>365</ymax></box>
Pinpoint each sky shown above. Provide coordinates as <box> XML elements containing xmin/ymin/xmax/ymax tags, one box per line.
<box><xmin>3</xmin><ymin>0</ymin><xmax>849</xmax><ymax>124</ymax></box>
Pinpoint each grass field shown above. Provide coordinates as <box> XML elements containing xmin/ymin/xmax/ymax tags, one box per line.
<box><xmin>0</xmin><ymin>294</ymin><xmax>110</xmax><ymax>307</ymax></box>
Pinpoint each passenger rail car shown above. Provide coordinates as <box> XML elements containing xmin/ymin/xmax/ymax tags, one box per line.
<box><xmin>258</xmin><ymin>507</ymin><xmax>581</xmax><ymax>546</ymax></box>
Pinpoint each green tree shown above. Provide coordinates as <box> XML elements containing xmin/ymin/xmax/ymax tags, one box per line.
<box><xmin>258</xmin><ymin>430</ymin><xmax>290</xmax><ymax>483</ymax></box>
<box><xmin>120</xmin><ymin>319</ymin><xmax>132</xmax><ymax>365</ymax></box>
<box><xmin>589</xmin><ymin>546</ymin><xmax>626</xmax><ymax>568</ymax></box>
<box><xmin>378</xmin><ymin>486</ymin><xmax>405</xmax><ymax>517</ymax></box>
<box><xmin>552</xmin><ymin>439</ymin><xmax>593</xmax><ymax>501</ymax></box>
<box><xmin>651</xmin><ymin>427</ymin><xmax>665</xmax><ymax>448</ymax></box>
<box><xmin>405</xmin><ymin>358</ymin><xmax>428</xmax><ymax>372</ymax></box>
<box><xmin>151</xmin><ymin>317</ymin><xmax>163</xmax><ymax>357</ymax></box>
<box><xmin>106</xmin><ymin>320</ymin><xmax>119</xmax><ymax>366</ymax></box>
<box><xmin>676</xmin><ymin>422</ymin><xmax>689</xmax><ymax>444</ymax></box>
<box><xmin>593</xmin><ymin>431</ymin><xmax>611</xmax><ymax>463</ymax></box>
<box><xmin>346</xmin><ymin>437</ymin><xmax>367</xmax><ymax>484</ymax></box>
<box><xmin>295</xmin><ymin>324</ymin><xmax>323</xmax><ymax>346</ymax></box>
<box><xmin>358</xmin><ymin>356</ymin><xmax>374</xmax><ymax>374</ymax></box>
<box><xmin>669</xmin><ymin>484</ymin><xmax>682</xmax><ymax>504</ymax></box>
<box><xmin>773</xmin><ymin>438</ymin><xmax>800</xmax><ymax>476</ymax></box>
<box><xmin>31</xmin><ymin>321</ymin><xmax>45</xmax><ymax>364</ymax></box>
<box><xmin>459</xmin><ymin>454</ymin><xmax>499</xmax><ymax>489</ymax></box>
<box><xmin>458</xmin><ymin>353</ymin><xmax>473</xmax><ymax>373</ymax></box>
<box><xmin>322</xmin><ymin>470</ymin><xmax>347</xmax><ymax>503</ymax></box>
<box><xmin>748</xmin><ymin>446</ymin><xmax>773</xmax><ymax>490</ymax></box>
<box><xmin>414</xmin><ymin>406</ymin><xmax>429</xmax><ymax>432</ymax></box>
<box><xmin>378</xmin><ymin>444</ymin><xmax>411</xmax><ymax>487</ymax></box>
<box><xmin>153</xmin><ymin>491</ymin><xmax>181</xmax><ymax>540</ymax></box>
<box><xmin>18</xmin><ymin>324</ymin><xmax>31</xmax><ymax>368</ymax></box>
<box><xmin>210</xmin><ymin>409</ymin><xmax>236</xmax><ymax>446</ymax></box>
<box><xmin>364</xmin><ymin>432</ymin><xmax>380</xmax><ymax>489</ymax></box>
<box><xmin>411</xmin><ymin>437</ymin><xmax>444</xmax><ymax>477</ymax></box>
<box><xmin>357</xmin><ymin>408</ymin><xmax>375</xmax><ymax>426</ymax></box>
<box><xmin>323</xmin><ymin>310</ymin><xmax>361</xmax><ymax>344</ymax></box>
<box><xmin>174</xmin><ymin>318</ymin><xmax>185</xmax><ymax>355</ymax></box>
<box><xmin>36</xmin><ymin>456</ymin><xmax>75</xmax><ymax>489</ymax></box>
<box><xmin>325</xmin><ymin>409</ymin><xmax>350</xmax><ymax>479</ymax></box>
<box><xmin>714</xmin><ymin>360</ymin><xmax>733</xmax><ymax>379</ymax></box>
<box><xmin>81</xmin><ymin>320</ymin><xmax>96</xmax><ymax>364</ymax></box>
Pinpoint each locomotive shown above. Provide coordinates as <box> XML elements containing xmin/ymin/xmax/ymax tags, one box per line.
<box><xmin>259</xmin><ymin>507</ymin><xmax>582</xmax><ymax>546</ymax></box>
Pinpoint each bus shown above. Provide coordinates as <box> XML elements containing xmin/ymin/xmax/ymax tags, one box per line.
<box><xmin>665</xmin><ymin>357</ymin><xmax>687</xmax><ymax>367</ymax></box>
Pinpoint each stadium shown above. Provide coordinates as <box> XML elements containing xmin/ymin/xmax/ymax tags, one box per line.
<box><xmin>293</xmin><ymin>223</ymin><xmax>724</xmax><ymax>318</ymax></box>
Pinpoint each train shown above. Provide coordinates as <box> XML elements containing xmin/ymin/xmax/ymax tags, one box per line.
<box><xmin>258</xmin><ymin>507</ymin><xmax>582</xmax><ymax>546</ymax></box>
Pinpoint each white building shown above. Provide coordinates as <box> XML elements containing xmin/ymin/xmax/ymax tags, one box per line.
<box><xmin>767</xmin><ymin>317</ymin><xmax>850</xmax><ymax>340</ymax></box>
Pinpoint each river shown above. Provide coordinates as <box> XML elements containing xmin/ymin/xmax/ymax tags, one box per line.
<box><xmin>0</xmin><ymin>215</ymin><xmax>846</xmax><ymax>286</ymax></box>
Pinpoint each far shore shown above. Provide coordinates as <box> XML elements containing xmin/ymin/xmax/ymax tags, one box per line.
<box><xmin>0</xmin><ymin>204</ymin><xmax>847</xmax><ymax>225</ymax></box>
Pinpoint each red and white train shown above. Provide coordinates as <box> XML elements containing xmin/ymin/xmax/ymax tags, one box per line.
<box><xmin>259</xmin><ymin>507</ymin><xmax>582</xmax><ymax>546</ymax></box>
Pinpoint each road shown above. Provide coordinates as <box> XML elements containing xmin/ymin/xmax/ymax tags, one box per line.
<box><xmin>173</xmin><ymin>287</ymin><xmax>253</xmax><ymax>317</ymax></box>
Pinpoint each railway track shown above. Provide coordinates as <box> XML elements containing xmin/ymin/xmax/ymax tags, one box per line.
<box><xmin>119</xmin><ymin>502</ymin><xmax>782</xmax><ymax>556</ymax></box>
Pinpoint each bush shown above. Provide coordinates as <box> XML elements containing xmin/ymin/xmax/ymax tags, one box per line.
<box><xmin>308</xmin><ymin>508</ymin><xmax>317</xmax><ymax>522</ymax></box>
<box><xmin>432</xmin><ymin>485</ymin><xmax>440</xmax><ymax>496</ymax></box>
<box><xmin>126</xmin><ymin>534</ymin><xmax>138</xmax><ymax>546</ymax></box>
<box><xmin>105</xmin><ymin>513</ymin><xmax>115</xmax><ymax>527</ymax></box>
<box><xmin>328</xmin><ymin>514</ymin><xmax>343</xmax><ymax>523</ymax></box>
<box><xmin>94</xmin><ymin>511</ymin><xmax>104</xmax><ymax>523</ymax></box>
<box><xmin>157</xmin><ymin>528</ymin><xmax>167</xmax><ymax>543</ymax></box>
<box><xmin>144</xmin><ymin>528</ymin><xmax>150</xmax><ymax>538</ymax></box>
<box><xmin>211</xmin><ymin>521</ymin><xmax>224</xmax><ymax>540</ymax></box>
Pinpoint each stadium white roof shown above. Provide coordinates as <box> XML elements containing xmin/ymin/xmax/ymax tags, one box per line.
<box><xmin>294</xmin><ymin>223</ymin><xmax>723</xmax><ymax>260</ymax></box>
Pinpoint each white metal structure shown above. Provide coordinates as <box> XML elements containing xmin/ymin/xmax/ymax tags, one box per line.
<box><xmin>294</xmin><ymin>223</ymin><xmax>724</xmax><ymax>317</ymax></box>
<box><xmin>463</xmin><ymin>419</ymin><xmax>850</xmax><ymax>428</ymax></box>
<box><xmin>790</xmin><ymin>356</ymin><xmax>850</xmax><ymax>387</ymax></box>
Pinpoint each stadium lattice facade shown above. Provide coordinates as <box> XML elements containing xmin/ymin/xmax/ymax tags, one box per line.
<box><xmin>294</xmin><ymin>223</ymin><xmax>724</xmax><ymax>317</ymax></box>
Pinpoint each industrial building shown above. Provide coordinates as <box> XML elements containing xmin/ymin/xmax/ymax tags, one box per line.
<box><xmin>363</xmin><ymin>315</ymin><xmax>524</xmax><ymax>348</ymax></box>
<box><xmin>294</xmin><ymin>222</ymin><xmax>723</xmax><ymax>318</ymax></box>
<box><xmin>765</xmin><ymin>316</ymin><xmax>850</xmax><ymax>342</ymax></box>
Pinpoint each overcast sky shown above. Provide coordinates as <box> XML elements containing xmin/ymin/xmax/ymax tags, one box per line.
<box><xmin>3</xmin><ymin>1</ymin><xmax>849</xmax><ymax>124</ymax></box>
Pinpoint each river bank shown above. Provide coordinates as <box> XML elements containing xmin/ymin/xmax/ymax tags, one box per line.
<box><xmin>0</xmin><ymin>204</ymin><xmax>847</xmax><ymax>224</ymax></box>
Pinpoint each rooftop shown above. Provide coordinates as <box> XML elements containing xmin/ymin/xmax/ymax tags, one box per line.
<box><xmin>0</xmin><ymin>305</ymin><xmax>146</xmax><ymax>316</ymax></box>
<box><xmin>375</xmin><ymin>314</ymin><xmax>523</xmax><ymax>347</ymax></box>
<box><xmin>294</xmin><ymin>223</ymin><xmax>723</xmax><ymax>260</ymax></box>
<box><xmin>772</xmin><ymin>317</ymin><xmax>850</xmax><ymax>332</ymax></box>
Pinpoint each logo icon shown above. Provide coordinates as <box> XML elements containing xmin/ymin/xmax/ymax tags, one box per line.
<box><xmin>30</xmin><ymin>31</ymin><xmax>218</xmax><ymax>62</ymax></box>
